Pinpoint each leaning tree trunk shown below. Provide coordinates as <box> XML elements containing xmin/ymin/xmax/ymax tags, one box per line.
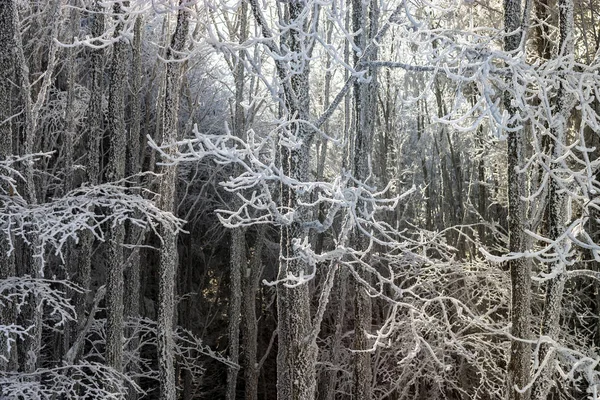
<box><xmin>504</xmin><ymin>1</ymin><xmax>532</xmax><ymax>399</ymax></box>
<box><xmin>530</xmin><ymin>1</ymin><xmax>574</xmax><ymax>399</ymax></box>
<box><xmin>105</xmin><ymin>1</ymin><xmax>128</xmax><ymax>375</ymax></box>
<box><xmin>156</xmin><ymin>4</ymin><xmax>189</xmax><ymax>400</ymax></box>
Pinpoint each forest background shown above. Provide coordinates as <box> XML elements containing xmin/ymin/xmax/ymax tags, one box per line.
<box><xmin>2</xmin><ymin>0</ymin><xmax>600</xmax><ymax>400</ymax></box>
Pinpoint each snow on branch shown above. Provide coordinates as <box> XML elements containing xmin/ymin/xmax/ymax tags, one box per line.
<box><xmin>0</xmin><ymin>361</ymin><xmax>141</xmax><ymax>400</ymax></box>
<box><xmin>0</xmin><ymin>174</ymin><xmax>186</xmax><ymax>269</ymax></box>
<box><xmin>0</xmin><ymin>277</ymin><xmax>82</xmax><ymax>361</ymax></box>
<box><xmin>84</xmin><ymin>316</ymin><xmax>236</xmax><ymax>385</ymax></box>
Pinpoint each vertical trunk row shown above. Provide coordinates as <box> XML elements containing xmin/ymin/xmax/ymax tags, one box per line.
<box><xmin>504</xmin><ymin>1</ymin><xmax>532</xmax><ymax>399</ymax></box>
<box><xmin>157</xmin><ymin>3</ymin><xmax>190</xmax><ymax>399</ymax></box>
<box><xmin>530</xmin><ymin>1</ymin><xmax>574</xmax><ymax>399</ymax></box>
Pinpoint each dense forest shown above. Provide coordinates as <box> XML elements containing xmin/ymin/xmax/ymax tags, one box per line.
<box><xmin>1</xmin><ymin>0</ymin><xmax>600</xmax><ymax>399</ymax></box>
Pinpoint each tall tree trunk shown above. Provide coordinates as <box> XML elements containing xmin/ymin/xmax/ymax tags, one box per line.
<box><xmin>272</xmin><ymin>1</ymin><xmax>318</xmax><ymax>398</ymax></box>
<box><xmin>157</xmin><ymin>4</ymin><xmax>190</xmax><ymax>400</ymax></box>
<box><xmin>226</xmin><ymin>4</ymin><xmax>248</xmax><ymax>398</ymax></box>
<box><xmin>530</xmin><ymin>1</ymin><xmax>574</xmax><ymax>398</ymax></box>
<box><xmin>105</xmin><ymin>1</ymin><xmax>128</xmax><ymax>374</ymax></box>
<box><xmin>72</xmin><ymin>2</ymin><xmax>105</xmax><ymax>365</ymax></box>
<box><xmin>61</xmin><ymin>5</ymin><xmax>80</xmax><ymax>362</ymax></box>
<box><xmin>0</xmin><ymin>0</ymin><xmax>17</xmax><ymax>372</ymax></box>
<box><xmin>314</xmin><ymin>20</ymin><xmax>333</xmax><ymax>256</ymax></box>
<box><xmin>124</xmin><ymin>14</ymin><xmax>144</xmax><ymax>400</ymax></box>
<box><xmin>351</xmin><ymin>0</ymin><xmax>378</xmax><ymax>397</ymax></box>
<box><xmin>504</xmin><ymin>1</ymin><xmax>532</xmax><ymax>399</ymax></box>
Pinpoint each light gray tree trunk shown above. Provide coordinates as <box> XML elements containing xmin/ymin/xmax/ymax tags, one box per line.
<box><xmin>157</xmin><ymin>4</ymin><xmax>189</xmax><ymax>399</ymax></box>
<box><xmin>504</xmin><ymin>1</ymin><xmax>532</xmax><ymax>399</ymax></box>
<box><xmin>530</xmin><ymin>1</ymin><xmax>573</xmax><ymax>398</ymax></box>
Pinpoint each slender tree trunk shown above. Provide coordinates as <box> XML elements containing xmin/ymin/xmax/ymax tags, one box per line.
<box><xmin>60</xmin><ymin>6</ymin><xmax>80</xmax><ymax>363</ymax></box>
<box><xmin>242</xmin><ymin>228</ymin><xmax>265</xmax><ymax>400</ymax></box>
<box><xmin>226</xmin><ymin>4</ymin><xmax>248</xmax><ymax>398</ymax></box>
<box><xmin>314</xmin><ymin>20</ymin><xmax>333</xmax><ymax>256</ymax></box>
<box><xmin>157</xmin><ymin>4</ymin><xmax>190</xmax><ymax>400</ymax></box>
<box><xmin>504</xmin><ymin>1</ymin><xmax>532</xmax><ymax>399</ymax></box>
<box><xmin>477</xmin><ymin>131</ymin><xmax>487</xmax><ymax>243</ymax></box>
<box><xmin>124</xmin><ymin>15</ymin><xmax>144</xmax><ymax>400</ymax></box>
<box><xmin>72</xmin><ymin>2</ymin><xmax>105</xmax><ymax>364</ymax></box>
<box><xmin>530</xmin><ymin>1</ymin><xmax>574</xmax><ymax>398</ymax></box>
<box><xmin>351</xmin><ymin>0</ymin><xmax>378</xmax><ymax>397</ymax></box>
<box><xmin>226</xmin><ymin>228</ymin><xmax>245</xmax><ymax>400</ymax></box>
<box><xmin>318</xmin><ymin>269</ymin><xmax>348</xmax><ymax>400</ymax></box>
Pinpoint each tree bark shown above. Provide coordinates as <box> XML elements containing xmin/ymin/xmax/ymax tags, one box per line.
<box><xmin>72</xmin><ymin>2</ymin><xmax>105</xmax><ymax>365</ymax></box>
<box><xmin>351</xmin><ymin>0</ymin><xmax>378</xmax><ymax>397</ymax></box>
<box><xmin>105</xmin><ymin>1</ymin><xmax>128</xmax><ymax>373</ymax></box>
<box><xmin>226</xmin><ymin>228</ymin><xmax>245</xmax><ymax>400</ymax></box>
<box><xmin>242</xmin><ymin>228</ymin><xmax>265</xmax><ymax>400</ymax></box>
<box><xmin>226</xmin><ymin>3</ymin><xmax>248</xmax><ymax>399</ymax></box>
<box><xmin>504</xmin><ymin>1</ymin><xmax>532</xmax><ymax>399</ymax></box>
<box><xmin>157</xmin><ymin>4</ymin><xmax>190</xmax><ymax>400</ymax></box>
<box><xmin>124</xmin><ymin>14</ymin><xmax>144</xmax><ymax>400</ymax></box>
<box><xmin>269</xmin><ymin>1</ymin><xmax>318</xmax><ymax>398</ymax></box>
